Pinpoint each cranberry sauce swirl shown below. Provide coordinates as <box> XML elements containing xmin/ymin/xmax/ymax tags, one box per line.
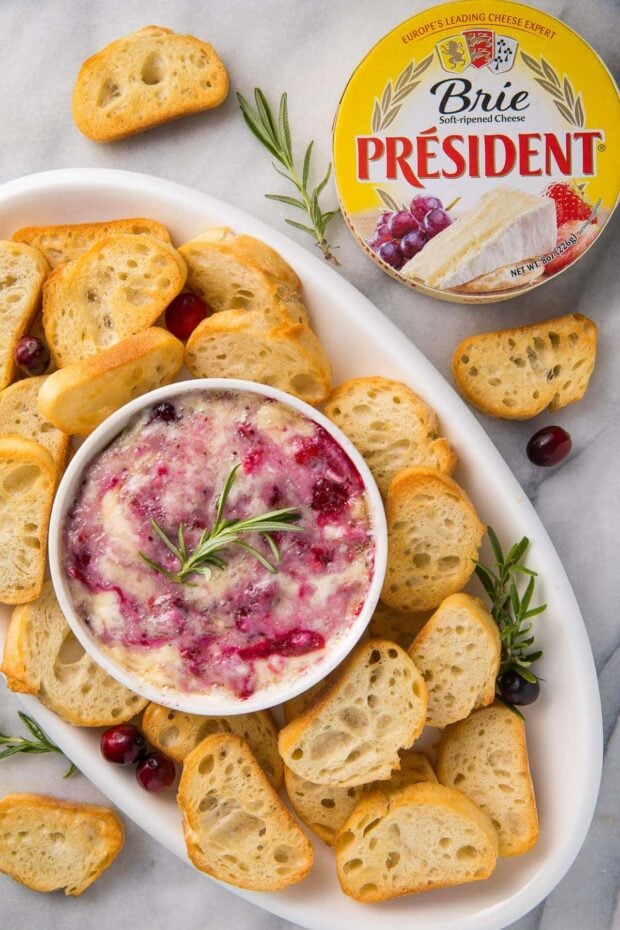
<box><xmin>63</xmin><ymin>390</ymin><xmax>375</xmax><ymax>698</ymax></box>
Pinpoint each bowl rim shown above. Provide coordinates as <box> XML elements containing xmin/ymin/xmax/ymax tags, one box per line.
<box><xmin>48</xmin><ymin>377</ymin><xmax>388</xmax><ymax>715</ymax></box>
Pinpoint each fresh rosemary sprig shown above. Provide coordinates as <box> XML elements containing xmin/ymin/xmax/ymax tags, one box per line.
<box><xmin>475</xmin><ymin>528</ymin><xmax>545</xmax><ymax>705</ymax></box>
<box><xmin>237</xmin><ymin>88</ymin><xmax>340</xmax><ymax>263</ymax></box>
<box><xmin>0</xmin><ymin>712</ymin><xmax>76</xmax><ymax>778</ymax></box>
<box><xmin>139</xmin><ymin>464</ymin><xmax>303</xmax><ymax>584</ymax></box>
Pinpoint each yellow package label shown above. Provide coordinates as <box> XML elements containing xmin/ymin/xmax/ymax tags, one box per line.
<box><xmin>333</xmin><ymin>1</ymin><xmax>619</xmax><ymax>303</ymax></box>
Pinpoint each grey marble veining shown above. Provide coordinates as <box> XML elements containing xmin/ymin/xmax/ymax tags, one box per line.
<box><xmin>0</xmin><ymin>1</ymin><xmax>618</xmax><ymax>928</ymax></box>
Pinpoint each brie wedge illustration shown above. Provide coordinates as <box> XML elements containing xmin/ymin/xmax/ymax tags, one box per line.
<box><xmin>403</xmin><ymin>188</ymin><xmax>557</xmax><ymax>289</ymax></box>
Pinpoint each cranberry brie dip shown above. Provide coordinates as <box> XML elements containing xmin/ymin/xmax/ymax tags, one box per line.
<box><xmin>62</xmin><ymin>390</ymin><xmax>375</xmax><ymax>699</ymax></box>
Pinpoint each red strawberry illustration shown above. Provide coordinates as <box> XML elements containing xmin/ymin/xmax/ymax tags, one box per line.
<box><xmin>541</xmin><ymin>181</ymin><xmax>594</xmax><ymax>227</ymax></box>
<box><xmin>544</xmin><ymin>220</ymin><xmax>599</xmax><ymax>276</ymax></box>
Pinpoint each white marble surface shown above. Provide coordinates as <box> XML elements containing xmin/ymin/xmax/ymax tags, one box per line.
<box><xmin>0</xmin><ymin>0</ymin><xmax>618</xmax><ymax>927</ymax></box>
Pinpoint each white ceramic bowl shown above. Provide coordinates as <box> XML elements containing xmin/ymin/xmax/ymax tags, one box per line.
<box><xmin>48</xmin><ymin>377</ymin><xmax>387</xmax><ymax>716</ymax></box>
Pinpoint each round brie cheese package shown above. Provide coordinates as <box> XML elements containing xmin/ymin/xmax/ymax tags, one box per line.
<box><xmin>333</xmin><ymin>0</ymin><xmax>619</xmax><ymax>303</ymax></box>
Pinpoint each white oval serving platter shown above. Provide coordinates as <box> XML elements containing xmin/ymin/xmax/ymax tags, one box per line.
<box><xmin>0</xmin><ymin>168</ymin><xmax>603</xmax><ymax>930</ymax></box>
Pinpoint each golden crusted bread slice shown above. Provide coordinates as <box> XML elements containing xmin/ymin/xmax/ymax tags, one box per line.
<box><xmin>0</xmin><ymin>436</ymin><xmax>55</xmax><ymax>604</ymax></box>
<box><xmin>42</xmin><ymin>235</ymin><xmax>186</xmax><ymax>367</ymax></box>
<box><xmin>383</xmin><ymin>748</ymin><xmax>437</xmax><ymax>794</ymax></box>
<box><xmin>0</xmin><ymin>241</ymin><xmax>49</xmax><ymax>390</ymax></box>
<box><xmin>335</xmin><ymin>781</ymin><xmax>498</xmax><ymax>901</ymax></box>
<box><xmin>179</xmin><ymin>227</ymin><xmax>308</xmax><ymax>326</ymax></box>
<box><xmin>381</xmin><ymin>467</ymin><xmax>485</xmax><ymax>612</ymax></box>
<box><xmin>1</xmin><ymin>580</ymin><xmax>147</xmax><ymax>725</ymax></box>
<box><xmin>437</xmin><ymin>702</ymin><xmax>538</xmax><ymax>856</ymax></box>
<box><xmin>278</xmin><ymin>639</ymin><xmax>427</xmax><ymax>787</ymax></box>
<box><xmin>185</xmin><ymin>310</ymin><xmax>332</xmax><ymax>405</ymax></box>
<box><xmin>0</xmin><ymin>376</ymin><xmax>70</xmax><ymax>471</ymax></box>
<box><xmin>12</xmin><ymin>218</ymin><xmax>171</xmax><ymax>268</ymax></box>
<box><xmin>284</xmin><ymin>750</ymin><xmax>436</xmax><ymax>846</ymax></box>
<box><xmin>72</xmin><ymin>26</ymin><xmax>228</xmax><ymax>142</ymax></box>
<box><xmin>37</xmin><ymin>327</ymin><xmax>183</xmax><ymax>436</ymax></box>
<box><xmin>178</xmin><ymin>734</ymin><xmax>313</xmax><ymax>891</ymax></box>
<box><xmin>283</xmin><ymin>769</ymin><xmax>365</xmax><ymax>846</ymax></box>
<box><xmin>452</xmin><ymin>313</ymin><xmax>597</xmax><ymax>419</ymax></box>
<box><xmin>324</xmin><ymin>377</ymin><xmax>457</xmax><ymax>496</ymax></box>
<box><xmin>282</xmin><ymin>677</ymin><xmax>334</xmax><ymax>724</ymax></box>
<box><xmin>409</xmin><ymin>594</ymin><xmax>500</xmax><ymax>729</ymax></box>
<box><xmin>368</xmin><ymin>600</ymin><xmax>431</xmax><ymax>650</ymax></box>
<box><xmin>142</xmin><ymin>704</ymin><xmax>282</xmax><ymax>789</ymax></box>
<box><xmin>0</xmin><ymin>794</ymin><xmax>123</xmax><ymax>895</ymax></box>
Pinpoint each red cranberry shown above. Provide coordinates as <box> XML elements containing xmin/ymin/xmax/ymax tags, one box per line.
<box><xmin>14</xmin><ymin>336</ymin><xmax>50</xmax><ymax>376</ymax></box>
<box><xmin>311</xmin><ymin>477</ymin><xmax>349</xmax><ymax>516</ymax></box>
<box><xmin>309</xmin><ymin>546</ymin><xmax>333</xmax><ymax>569</ymax></box>
<box><xmin>526</xmin><ymin>426</ymin><xmax>572</xmax><ymax>466</ymax></box>
<box><xmin>149</xmin><ymin>401</ymin><xmax>178</xmax><ymax>423</ymax></box>
<box><xmin>100</xmin><ymin>724</ymin><xmax>146</xmax><ymax>764</ymax></box>
<box><xmin>165</xmin><ymin>293</ymin><xmax>211</xmax><ymax>341</ymax></box>
<box><xmin>497</xmin><ymin>670</ymin><xmax>540</xmax><ymax>705</ymax></box>
<box><xmin>237</xmin><ymin>628</ymin><xmax>325</xmax><ymax>661</ymax></box>
<box><xmin>243</xmin><ymin>448</ymin><xmax>264</xmax><ymax>473</ymax></box>
<box><xmin>282</xmin><ymin>629</ymin><xmax>325</xmax><ymax>655</ymax></box>
<box><xmin>268</xmin><ymin>485</ymin><xmax>281</xmax><ymax>507</ymax></box>
<box><xmin>136</xmin><ymin>751</ymin><xmax>176</xmax><ymax>792</ymax></box>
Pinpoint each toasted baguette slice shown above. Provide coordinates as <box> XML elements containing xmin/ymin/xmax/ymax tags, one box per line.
<box><xmin>185</xmin><ymin>310</ymin><xmax>332</xmax><ymax>405</ymax></box>
<box><xmin>282</xmin><ymin>677</ymin><xmax>335</xmax><ymax>724</ymax></box>
<box><xmin>37</xmin><ymin>327</ymin><xmax>184</xmax><ymax>435</ymax></box>
<box><xmin>324</xmin><ymin>377</ymin><xmax>457</xmax><ymax>496</ymax></box>
<box><xmin>283</xmin><ymin>769</ymin><xmax>366</xmax><ymax>846</ymax></box>
<box><xmin>72</xmin><ymin>26</ymin><xmax>228</xmax><ymax>142</ymax></box>
<box><xmin>1</xmin><ymin>580</ymin><xmax>147</xmax><ymax>724</ymax></box>
<box><xmin>0</xmin><ymin>436</ymin><xmax>55</xmax><ymax>603</ymax></box>
<box><xmin>0</xmin><ymin>376</ymin><xmax>70</xmax><ymax>471</ymax></box>
<box><xmin>12</xmin><ymin>218</ymin><xmax>171</xmax><ymax>268</ymax></box>
<box><xmin>178</xmin><ymin>734</ymin><xmax>313</xmax><ymax>891</ymax></box>
<box><xmin>381</xmin><ymin>467</ymin><xmax>485</xmax><ymax>612</ymax></box>
<box><xmin>179</xmin><ymin>227</ymin><xmax>307</xmax><ymax>326</ymax></box>
<box><xmin>437</xmin><ymin>703</ymin><xmax>538</xmax><ymax>856</ymax></box>
<box><xmin>335</xmin><ymin>781</ymin><xmax>498</xmax><ymax>901</ymax></box>
<box><xmin>278</xmin><ymin>639</ymin><xmax>427</xmax><ymax>787</ymax></box>
<box><xmin>0</xmin><ymin>241</ymin><xmax>49</xmax><ymax>390</ymax></box>
<box><xmin>383</xmin><ymin>748</ymin><xmax>437</xmax><ymax>794</ymax></box>
<box><xmin>368</xmin><ymin>600</ymin><xmax>431</xmax><ymax>650</ymax></box>
<box><xmin>42</xmin><ymin>235</ymin><xmax>186</xmax><ymax>367</ymax></box>
<box><xmin>452</xmin><ymin>313</ymin><xmax>597</xmax><ymax>419</ymax></box>
<box><xmin>0</xmin><ymin>794</ymin><xmax>123</xmax><ymax>895</ymax></box>
<box><xmin>284</xmin><ymin>750</ymin><xmax>436</xmax><ymax>846</ymax></box>
<box><xmin>409</xmin><ymin>594</ymin><xmax>500</xmax><ymax>728</ymax></box>
<box><xmin>142</xmin><ymin>704</ymin><xmax>282</xmax><ymax>789</ymax></box>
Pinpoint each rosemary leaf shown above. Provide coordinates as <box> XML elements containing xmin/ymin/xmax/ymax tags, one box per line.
<box><xmin>278</xmin><ymin>93</ymin><xmax>293</xmax><ymax>163</ymax></box>
<box><xmin>475</xmin><ymin>527</ymin><xmax>545</xmax><ymax>711</ymax></box>
<box><xmin>285</xmin><ymin>219</ymin><xmax>317</xmax><ymax>235</ymax></box>
<box><xmin>150</xmin><ymin>519</ymin><xmax>182</xmax><ymax>561</ymax></box>
<box><xmin>302</xmin><ymin>141</ymin><xmax>313</xmax><ymax>188</ymax></box>
<box><xmin>265</xmin><ymin>194</ymin><xmax>307</xmax><ymax>210</ymax></box>
<box><xmin>0</xmin><ymin>713</ymin><xmax>76</xmax><ymax>777</ymax></box>
<box><xmin>234</xmin><ymin>540</ymin><xmax>278</xmax><ymax>574</ymax></box>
